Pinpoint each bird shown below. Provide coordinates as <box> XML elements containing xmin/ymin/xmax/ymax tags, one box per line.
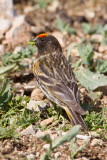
<box><xmin>28</xmin><ymin>33</ymin><xmax>88</xmax><ymax>130</ymax></box>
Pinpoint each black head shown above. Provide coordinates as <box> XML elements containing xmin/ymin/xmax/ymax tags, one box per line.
<box><xmin>30</xmin><ymin>34</ymin><xmax>62</xmax><ymax>55</ymax></box>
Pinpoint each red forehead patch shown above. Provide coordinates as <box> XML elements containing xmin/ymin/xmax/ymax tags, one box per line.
<box><xmin>37</xmin><ymin>33</ymin><xmax>48</xmax><ymax>38</ymax></box>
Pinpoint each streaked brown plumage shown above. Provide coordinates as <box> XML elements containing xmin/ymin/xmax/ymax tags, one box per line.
<box><xmin>30</xmin><ymin>33</ymin><xmax>88</xmax><ymax>130</ymax></box>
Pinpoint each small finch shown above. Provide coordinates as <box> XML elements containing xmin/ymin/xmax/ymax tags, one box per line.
<box><xmin>28</xmin><ymin>33</ymin><xmax>88</xmax><ymax>130</ymax></box>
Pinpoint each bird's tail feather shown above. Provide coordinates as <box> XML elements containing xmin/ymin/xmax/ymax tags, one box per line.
<box><xmin>64</xmin><ymin>107</ymin><xmax>88</xmax><ymax>131</ymax></box>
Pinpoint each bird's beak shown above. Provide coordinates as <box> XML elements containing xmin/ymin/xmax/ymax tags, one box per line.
<box><xmin>27</xmin><ymin>38</ymin><xmax>36</xmax><ymax>45</ymax></box>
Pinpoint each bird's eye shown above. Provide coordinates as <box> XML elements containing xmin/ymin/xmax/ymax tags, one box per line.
<box><xmin>41</xmin><ymin>38</ymin><xmax>44</xmax><ymax>41</ymax></box>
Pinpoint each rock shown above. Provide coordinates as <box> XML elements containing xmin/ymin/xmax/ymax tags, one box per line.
<box><xmin>84</xmin><ymin>10</ymin><xmax>95</xmax><ymax>19</ymax></box>
<box><xmin>36</xmin><ymin>130</ymin><xmax>51</xmax><ymax>138</ymax></box>
<box><xmin>91</xmin><ymin>139</ymin><xmax>104</xmax><ymax>147</ymax></box>
<box><xmin>71</xmin><ymin>47</ymin><xmax>79</xmax><ymax>56</ymax></box>
<box><xmin>76</xmin><ymin>135</ymin><xmax>91</xmax><ymax>140</ymax></box>
<box><xmin>54</xmin><ymin>152</ymin><xmax>61</xmax><ymax>159</ymax></box>
<box><xmin>90</xmin><ymin>131</ymin><xmax>100</xmax><ymax>138</ymax></box>
<box><xmin>82</xmin><ymin>157</ymin><xmax>89</xmax><ymax>160</ymax></box>
<box><xmin>91</xmin><ymin>34</ymin><xmax>103</xmax><ymax>43</ymax></box>
<box><xmin>27</xmin><ymin>154</ymin><xmax>35</xmax><ymax>160</ymax></box>
<box><xmin>93</xmin><ymin>51</ymin><xmax>102</xmax><ymax>60</ymax></box>
<box><xmin>35</xmin><ymin>152</ymin><xmax>40</xmax><ymax>158</ymax></box>
<box><xmin>14</xmin><ymin>46</ymin><xmax>23</xmax><ymax>54</ymax></box>
<box><xmin>40</xmin><ymin>117</ymin><xmax>53</xmax><ymax>127</ymax></box>
<box><xmin>0</xmin><ymin>45</ymin><xmax>5</xmax><ymax>56</ymax></box>
<box><xmin>5</xmin><ymin>15</ymin><xmax>31</xmax><ymax>46</ymax></box>
<box><xmin>31</xmin><ymin>88</ymin><xmax>44</xmax><ymax>101</ymax></box>
<box><xmin>43</xmin><ymin>144</ymin><xmax>50</xmax><ymax>149</ymax></box>
<box><xmin>47</xmin><ymin>0</ymin><xmax>59</xmax><ymax>12</ymax></box>
<box><xmin>27</xmin><ymin>100</ymin><xmax>48</xmax><ymax>112</ymax></box>
<box><xmin>0</xmin><ymin>0</ymin><xmax>14</xmax><ymax>19</ymax></box>
<box><xmin>31</xmin><ymin>26</ymin><xmax>45</xmax><ymax>34</ymax></box>
<box><xmin>2</xmin><ymin>142</ymin><xmax>13</xmax><ymax>154</ymax></box>
<box><xmin>20</xmin><ymin>125</ymin><xmax>36</xmax><ymax>136</ymax></box>
<box><xmin>0</xmin><ymin>19</ymin><xmax>11</xmax><ymax>34</ymax></box>
<box><xmin>99</xmin><ymin>45</ymin><xmax>107</xmax><ymax>52</ymax></box>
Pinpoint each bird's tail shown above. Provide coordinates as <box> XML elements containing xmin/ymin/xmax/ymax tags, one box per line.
<box><xmin>64</xmin><ymin>106</ymin><xmax>88</xmax><ymax>131</ymax></box>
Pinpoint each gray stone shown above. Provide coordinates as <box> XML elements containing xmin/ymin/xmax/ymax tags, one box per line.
<box><xmin>27</xmin><ymin>100</ymin><xmax>48</xmax><ymax>112</ymax></box>
<box><xmin>14</xmin><ymin>46</ymin><xmax>23</xmax><ymax>54</ymax></box>
<box><xmin>54</xmin><ymin>152</ymin><xmax>61</xmax><ymax>159</ymax></box>
<box><xmin>20</xmin><ymin>125</ymin><xmax>36</xmax><ymax>136</ymax></box>
<box><xmin>0</xmin><ymin>0</ymin><xmax>14</xmax><ymax>19</ymax></box>
<box><xmin>0</xmin><ymin>45</ymin><xmax>5</xmax><ymax>56</ymax></box>
<box><xmin>43</xmin><ymin>144</ymin><xmax>50</xmax><ymax>149</ymax></box>
<box><xmin>91</xmin><ymin>138</ymin><xmax>104</xmax><ymax>147</ymax></box>
<box><xmin>0</xmin><ymin>19</ymin><xmax>11</xmax><ymax>34</ymax></box>
<box><xmin>5</xmin><ymin>15</ymin><xmax>30</xmax><ymax>45</ymax></box>
<box><xmin>27</xmin><ymin>154</ymin><xmax>35</xmax><ymax>160</ymax></box>
<box><xmin>90</xmin><ymin>131</ymin><xmax>100</xmax><ymax>138</ymax></box>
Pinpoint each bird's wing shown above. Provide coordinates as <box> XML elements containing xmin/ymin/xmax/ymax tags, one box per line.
<box><xmin>34</xmin><ymin>55</ymin><xmax>85</xmax><ymax>115</ymax></box>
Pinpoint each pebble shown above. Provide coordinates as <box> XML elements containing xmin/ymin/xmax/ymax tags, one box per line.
<box><xmin>27</xmin><ymin>100</ymin><xmax>48</xmax><ymax>112</ymax></box>
<box><xmin>99</xmin><ymin>45</ymin><xmax>107</xmax><ymax>52</ymax></box>
<box><xmin>82</xmin><ymin>157</ymin><xmax>89</xmax><ymax>160</ymax></box>
<box><xmin>0</xmin><ymin>0</ymin><xmax>14</xmax><ymax>19</ymax></box>
<box><xmin>54</xmin><ymin>152</ymin><xmax>61</xmax><ymax>159</ymax></box>
<box><xmin>20</xmin><ymin>125</ymin><xmax>36</xmax><ymax>136</ymax></box>
<box><xmin>91</xmin><ymin>34</ymin><xmax>103</xmax><ymax>43</ymax></box>
<box><xmin>47</xmin><ymin>0</ymin><xmax>59</xmax><ymax>12</ymax></box>
<box><xmin>91</xmin><ymin>139</ymin><xmax>104</xmax><ymax>147</ymax></box>
<box><xmin>35</xmin><ymin>152</ymin><xmax>40</xmax><ymax>158</ymax></box>
<box><xmin>14</xmin><ymin>46</ymin><xmax>23</xmax><ymax>54</ymax></box>
<box><xmin>43</xmin><ymin>144</ymin><xmax>50</xmax><ymax>149</ymax></box>
<box><xmin>5</xmin><ymin>15</ymin><xmax>30</xmax><ymax>44</ymax></box>
<box><xmin>31</xmin><ymin>26</ymin><xmax>45</xmax><ymax>34</ymax></box>
<box><xmin>0</xmin><ymin>19</ymin><xmax>11</xmax><ymax>34</ymax></box>
<box><xmin>31</xmin><ymin>88</ymin><xmax>44</xmax><ymax>101</ymax></box>
<box><xmin>40</xmin><ymin>117</ymin><xmax>53</xmax><ymax>127</ymax></box>
<box><xmin>27</xmin><ymin>153</ymin><xmax>35</xmax><ymax>160</ymax></box>
<box><xmin>0</xmin><ymin>45</ymin><xmax>5</xmax><ymax>56</ymax></box>
<box><xmin>36</xmin><ymin>130</ymin><xmax>51</xmax><ymax>138</ymax></box>
<box><xmin>90</xmin><ymin>131</ymin><xmax>100</xmax><ymax>138</ymax></box>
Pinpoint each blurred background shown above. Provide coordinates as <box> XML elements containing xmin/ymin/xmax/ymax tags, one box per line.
<box><xmin>0</xmin><ymin>0</ymin><xmax>107</xmax><ymax>54</ymax></box>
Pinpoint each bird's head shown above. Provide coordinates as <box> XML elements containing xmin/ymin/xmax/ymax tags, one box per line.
<box><xmin>28</xmin><ymin>33</ymin><xmax>62</xmax><ymax>55</ymax></box>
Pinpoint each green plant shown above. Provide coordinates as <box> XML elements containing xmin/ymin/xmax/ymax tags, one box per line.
<box><xmin>34</xmin><ymin>0</ymin><xmax>53</xmax><ymax>9</ymax></box>
<box><xmin>40</xmin><ymin>125</ymin><xmax>81</xmax><ymax>160</ymax></box>
<box><xmin>0</xmin><ymin>45</ymin><xmax>37</xmax><ymax>75</ymax></box>
<box><xmin>56</xmin><ymin>18</ymin><xmax>76</xmax><ymax>35</ymax></box>
<box><xmin>78</xmin><ymin>43</ymin><xmax>94</xmax><ymax>67</ymax></box>
<box><xmin>84</xmin><ymin>106</ymin><xmax>107</xmax><ymax>130</ymax></box>
<box><xmin>82</xmin><ymin>23</ymin><xmax>96</xmax><ymax>35</ymax></box>
<box><xmin>0</xmin><ymin>79</ymin><xmax>11</xmax><ymax>109</ymax></box>
<box><xmin>96</xmin><ymin>59</ymin><xmax>107</xmax><ymax>73</ymax></box>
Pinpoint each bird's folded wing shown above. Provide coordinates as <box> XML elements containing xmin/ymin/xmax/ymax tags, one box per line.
<box><xmin>38</xmin><ymin>75</ymin><xmax>85</xmax><ymax>115</ymax></box>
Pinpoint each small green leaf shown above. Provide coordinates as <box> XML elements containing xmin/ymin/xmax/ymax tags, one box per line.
<box><xmin>82</xmin><ymin>23</ymin><xmax>96</xmax><ymax>35</ymax></box>
<box><xmin>52</xmin><ymin>125</ymin><xmax>81</xmax><ymax>149</ymax></box>
<box><xmin>56</xmin><ymin>18</ymin><xmax>76</xmax><ymax>35</ymax></box>
<box><xmin>96</xmin><ymin>59</ymin><xmax>107</xmax><ymax>73</ymax></box>
<box><xmin>65</xmin><ymin>23</ymin><xmax>76</xmax><ymax>35</ymax></box>
<box><xmin>78</xmin><ymin>43</ymin><xmax>94</xmax><ymax>66</ymax></box>
<box><xmin>0</xmin><ymin>64</ymin><xmax>16</xmax><ymax>75</ymax></box>
<box><xmin>74</xmin><ymin>67</ymin><xmax>107</xmax><ymax>90</ymax></box>
<box><xmin>56</xmin><ymin>18</ymin><xmax>64</xmax><ymax>32</ymax></box>
<box><xmin>67</xmin><ymin>43</ymin><xmax>77</xmax><ymax>62</ymax></box>
<box><xmin>0</xmin><ymin>79</ymin><xmax>11</xmax><ymax>108</ymax></box>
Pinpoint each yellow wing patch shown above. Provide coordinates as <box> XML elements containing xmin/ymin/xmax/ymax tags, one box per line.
<box><xmin>64</xmin><ymin>107</ymin><xmax>72</xmax><ymax>121</ymax></box>
<box><xmin>33</xmin><ymin>60</ymin><xmax>40</xmax><ymax>75</ymax></box>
